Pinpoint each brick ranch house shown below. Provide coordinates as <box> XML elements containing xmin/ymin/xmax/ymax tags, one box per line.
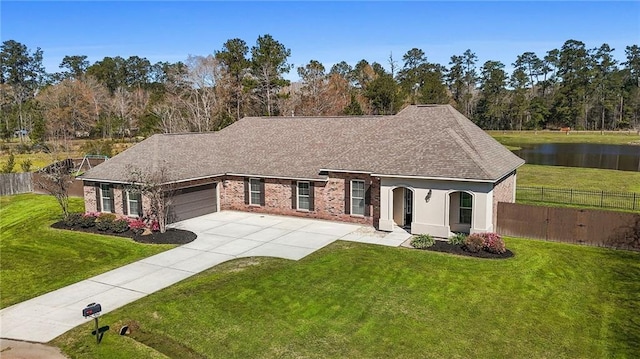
<box><xmin>80</xmin><ymin>105</ymin><xmax>524</xmax><ymax>237</ymax></box>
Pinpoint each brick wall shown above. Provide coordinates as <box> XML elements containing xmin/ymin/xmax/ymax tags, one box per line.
<box><xmin>492</xmin><ymin>171</ymin><xmax>516</xmax><ymax>229</ymax></box>
<box><xmin>84</xmin><ymin>185</ymin><xmax>98</xmax><ymax>212</ymax></box>
<box><xmin>219</xmin><ymin>173</ymin><xmax>378</xmax><ymax>225</ymax></box>
<box><xmin>84</xmin><ymin>173</ymin><xmax>381</xmax><ymax>227</ymax></box>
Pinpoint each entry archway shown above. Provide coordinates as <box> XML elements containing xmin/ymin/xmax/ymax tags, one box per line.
<box><xmin>392</xmin><ymin>187</ymin><xmax>413</xmax><ymax>228</ymax></box>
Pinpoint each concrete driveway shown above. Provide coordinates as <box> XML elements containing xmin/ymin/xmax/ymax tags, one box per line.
<box><xmin>0</xmin><ymin>211</ymin><xmax>410</xmax><ymax>343</ymax></box>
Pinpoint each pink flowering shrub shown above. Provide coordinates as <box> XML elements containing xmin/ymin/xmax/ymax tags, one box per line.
<box><xmin>482</xmin><ymin>232</ymin><xmax>506</xmax><ymax>254</ymax></box>
<box><xmin>463</xmin><ymin>232</ymin><xmax>507</xmax><ymax>254</ymax></box>
<box><xmin>127</xmin><ymin>218</ymin><xmax>146</xmax><ymax>235</ymax></box>
<box><xmin>149</xmin><ymin>219</ymin><xmax>160</xmax><ymax>232</ymax></box>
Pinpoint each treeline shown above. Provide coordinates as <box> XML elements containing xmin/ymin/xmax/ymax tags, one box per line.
<box><xmin>1</xmin><ymin>36</ymin><xmax>639</xmax><ymax>144</ymax></box>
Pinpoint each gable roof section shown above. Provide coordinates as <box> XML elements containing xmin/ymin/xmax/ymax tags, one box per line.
<box><xmin>81</xmin><ymin>105</ymin><xmax>524</xmax><ymax>184</ymax></box>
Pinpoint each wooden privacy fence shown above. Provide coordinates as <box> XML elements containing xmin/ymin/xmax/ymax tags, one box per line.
<box><xmin>31</xmin><ymin>172</ymin><xmax>85</xmax><ymax>197</ymax></box>
<box><xmin>0</xmin><ymin>173</ymin><xmax>33</xmax><ymax>196</ymax></box>
<box><xmin>497</xmin><ymin>202</ymin><xmax>640</xmax><ymax>251</ymax></box>
<box><xmin>517</xmin><ymin>186</ymin><xmax>640</xmax><ymax>211</ymax></box>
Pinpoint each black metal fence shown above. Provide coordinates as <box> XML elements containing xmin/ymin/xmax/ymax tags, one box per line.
<box><xmin>517</xmin><ymin>186</ymin><xmax>640</xmax><ymax>211</ymax></box>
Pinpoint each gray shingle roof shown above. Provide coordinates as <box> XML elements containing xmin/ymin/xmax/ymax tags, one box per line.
<box><xmin>81</xmin><ymin>105</ymin><xmax>524</xmax><ymax>183</ymax></box>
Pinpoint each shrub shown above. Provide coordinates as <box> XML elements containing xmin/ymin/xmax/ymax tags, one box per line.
<box><xmin>95</xmin><ymin>213</ymin><xmax>116</xmax><ymax>231</ymax></box>
<box><xmin>127</xmin><ymin>218</ymin><xmax>146</xmax><ymax>235</ymax></box>
<box><xmin>1</xmin><ymin>153</ymin><xmax>15</xmax><ymax>173</ymax></box>
<box><xmin>482</xmin><ymin>232</ymin><xmax>506</xmax><ymax>254</ymax></box>
<box><xmin>464</xmin><ymin>233</ymin><xmax>485</xmax><ymax>253</ymax></box>
<box><xmin>411</xmin><ymin>234</ymin><xmax>435</xmax><ymax>249</ymax></box>
<box><xmin>97</xmin><ymin>213</ymin><xmax>117</xmax><ymax>222</ymax></box>
<box><xmin>95</xmin><ymin>219</ymin><xmax>112</xmax><ymax>232</ymax></box>
<box><xmin>448</xmin><ymin>232</ymin><xmax>467</xmax><ymax>245</ymax></box>
<box><xmin>20</xmin><ymin>159</ymin><xmax>32</xmax><ymax>172</ymax></box>
<box><xmin>111</xmin><ymin>219</ymin><xmax>130</xmax><ymax>233</ymax></box>
<box><xmin>79</xmin><ymin>213</ymin><xmax>98</xmax><ymax>228</ymax></box>
<box><xmin>148</xmin><ymin>219</ymin><xmax>160</xmax><ymax>232</ymax></box>
<box><xmin>63</xmin><ymin>212</ymin><xmax>83</xmax><ymax>227</ymax></box>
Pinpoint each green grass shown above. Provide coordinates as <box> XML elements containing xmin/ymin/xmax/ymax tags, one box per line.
<box><xmin>517</xmin><ymin>164</ymin><xmax>640</xmax><ymax>193</ymax></box>
<box><xmin>53</xmin><ymin>239</ymin><xmax>640</xmax><ymax>358</ymax></box>
<box><xmin>489</xmin><ymin>130</ymin><xmax>640</xmax><ymax>149</ymax></box>
<box><xmin>0</xmin><ymin>193</ymin><xmax>174</xmax><ymax>308</ymax></box>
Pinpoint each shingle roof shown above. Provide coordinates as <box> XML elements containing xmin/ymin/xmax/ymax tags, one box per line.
<box><xmin>81</xmin><ymin>105</ymin><xmax>524</xmax><ymax>183</ymax></box>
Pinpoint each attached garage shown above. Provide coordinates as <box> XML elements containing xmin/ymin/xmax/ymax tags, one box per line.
<box><xmin>169</xmin><ymin>183</ymin><xmax>217</xmax><ymax>223</ymax></box>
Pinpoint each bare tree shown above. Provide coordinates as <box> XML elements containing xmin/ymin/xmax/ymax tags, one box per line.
<box><xmin>34</xmin><ymin>151</ymin><xmax>74</xmax><ymax>219</ymax></box>
<box><xmin>127</xmin><ymin>164</ymin><xmax>176</xmax><ymax>233</ymax></box>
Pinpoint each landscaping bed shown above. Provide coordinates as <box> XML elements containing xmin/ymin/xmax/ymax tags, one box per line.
<box><xmin>418</xmin><ymin>239</ymin><xmax>514</xmax><ymax>259</ymax></box>
<box><xmin>409</xmin><ymin>232</ymin><xmax>514</xmax><ymax>259</ymax></box>
<box><xmin>51</xmin><ymin>221</ymin><xmax>196</xmax><ymax>245</ymax></box>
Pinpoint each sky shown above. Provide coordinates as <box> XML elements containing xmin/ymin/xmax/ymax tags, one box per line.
<box><xmin>2</xmin><ymin>1</ymin><xmax>639</xmax><ymax>81</ymax></box>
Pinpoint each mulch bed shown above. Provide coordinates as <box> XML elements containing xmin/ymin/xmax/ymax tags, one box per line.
<box><xmin>417</xmin><ymin>240</ymin><xmax>514</xmax><ymax>259</ymax></box>
<box><xmin>50</xmin><ymin>222</ymin><xmax>197</xmax><ymax>245</ymax></box>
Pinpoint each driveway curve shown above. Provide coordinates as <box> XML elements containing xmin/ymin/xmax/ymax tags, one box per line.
<box><xmin>0</xmin><ymin>211</ymin><xmax>409</xmax><ymax>343</ymax></box>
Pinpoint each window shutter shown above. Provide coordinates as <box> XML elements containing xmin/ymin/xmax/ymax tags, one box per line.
<box><xmin>244</xmin><ymin>178</ymin><xmax>249</xmax><ymax>205</ymax></box>
<box><xmin>122</xmin><ymin>191</ymin><xmax>128</xmax><ymax>215</ymax></box>
<box><xmin>309</xmin><ymin>182</ymin><xmax>315</xmax><ymax>211</ymax></box>
<box><xmin>291</xmin><ymin>182</ymin><xmax>297</xmax><ymax>209</ymax></box>
<box><xmin>344</xmin><ymin>179</ymin><xmax>350</xmax><ymax>215</ymax></box>
<box><xmin>260</xmin><ymin>179</ymin><xmax>265</xmax><ymax>206</ymax></box>
<box><xmin>95</xmin><ymin>184</ymin><xmax>101</xmax><ymax>212</ymax></box>
<box><xmin>109</xmin><ymin>189</ymin><xmax>115</xmax><ymax>213</ymax></box>
<box><xmin>364</xmin><ymin>182</ymin><xmax>371</xmax><ymax>217</ymax></box>
<box><xmin>137</xmin><ymin>194</ymin><xmax>143</xmax><ymax>217</ymax></box>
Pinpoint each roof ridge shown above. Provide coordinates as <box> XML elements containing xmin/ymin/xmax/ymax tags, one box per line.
<box><xmin>445</xmin><ymin>106</ymin><xmax>494</xmax><ymax>178</ymax></box>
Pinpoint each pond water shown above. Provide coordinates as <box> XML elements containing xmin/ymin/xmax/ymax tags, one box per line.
<box><xmin>513</xmin><ymin>143</ymin><xmax>640</xmax><ymax>172</ymax></box>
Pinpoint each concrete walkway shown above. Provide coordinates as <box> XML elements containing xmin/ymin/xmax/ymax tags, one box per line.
<box><xmin>0</xmin><ymin>211</ymin><xmax>410</xmax><ymax>343</ymax></box>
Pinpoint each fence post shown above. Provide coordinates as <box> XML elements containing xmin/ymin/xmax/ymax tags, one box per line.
<box><xmin>570</xmin><ymin>188</ymin><xmax>573</xmax><ymax>204</ymax></box>
<box><xmin>541</xmin><ymin>187</ymin><xmax>544</xmax><ymax>201</ymax></box>
<box><xmin>634</xmin><ymin>193</ymin><xmax>637</xmax><ymax>211</ymax></box>
<box><xmin>600</xmin><ymin>190</ymin><xmax>604</xmax><ymax>207</ymax></box>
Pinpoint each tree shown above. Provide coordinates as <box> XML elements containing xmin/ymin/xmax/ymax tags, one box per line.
<box><xmin>0</xmin><ymin>40</ymin><xmax>45</xmax><ymax>142</ymax></box>
<box><xmin>365</xmin><ymin>71</ymin><xmax>401</xmax><ymax>115</ymax></box>
<box><xmin>37</xmin><ymin>78</ymin><xmax>99</xmax><ymax>143</ymax></box>
<box><xmin>297</xmin><ymin>60</ymin><xmax>334</xmax><ymax>115</ymax></box>
<box><xmin>34</xmin><ymin>154</ymin><xmax>74</xmax><ymax>219</ymax></box>
<box><xmin>59</xmin><ymin>55</ymin><xmax>89</xmax><ymax>79</ymax></box>
<box><xmin>343</xmin><ymin>93</ymin><xmax>364</xmax><ymax>115</ymax></box>
<box><xmin>215</xmin><ymin>38</ymin><xmax>250</xmax><ymax>120</ymax></box>
<box><xmin>476</xmin><ymin>60</ymin><xmax>507</xmax><ymax>129</ymax></box>
<box><xmin>462</xmin><ymin>49</ymin><xmax>478</xmax><ymax>117</ymax></box>
<box><xmin>592</xmin><ymin>44</ymin><xmax>619</xmax><ymax>131</ymax></box>
<box><xmin>398</xmin><ymin>48</ymin><xmax>428</xmax><ymax>104</ymax></box>
<box><xmin>127</xmin><ymin>165</ymin><xmax>176</xmax><ymax>233</ymax></box>
<box><xmin>249</xmin><ymin>34</ymin><xmax>292</xmax><ymax>116</ymax></box>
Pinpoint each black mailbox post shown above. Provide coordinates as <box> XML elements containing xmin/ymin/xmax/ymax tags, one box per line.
<box><xmin>82</xmin><ymin>303</ymin><xmax>101</xmax><ymax>317</ymax></box>
<box><xmin>82</xmin><ymin>302</ymin><xmax>108</xmax><ymax>344</ymax></box>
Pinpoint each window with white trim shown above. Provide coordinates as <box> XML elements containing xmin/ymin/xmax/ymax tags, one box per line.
<box><xmin>249</xmin><ymin>178</ymin><xmax>261</xmax><ymax>205</ymax></box>
<box><xmin>100</xmin><ymin>184</ymin><xmax>113</xmax><ymax>213</ymax></box>
<box><xmin>459</xmin><ymin>192</ymin><xmax>472</xmax><ymax>224</ymax></box>
<box><xmin>351</xmin><ymin>180</ymin><xmax>365</xmax><ymax>216</ymax></box>
<box><xmin>127</xmin><ymin>191</ymin><xmax>141</xmax><ymax>217</ymax></box>
<box><xmin>297</xmin><ymin>181</ymin><xmax>310</xmax><ymax>211</ymax></box>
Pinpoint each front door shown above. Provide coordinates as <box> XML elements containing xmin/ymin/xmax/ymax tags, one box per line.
<box><xmin>404</xmin><ymin>189</ymin><xmax>412</xmax><ymax>226</ymax></box>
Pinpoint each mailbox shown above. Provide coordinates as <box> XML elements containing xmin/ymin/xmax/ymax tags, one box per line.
<box><xmin>82</xmin><ymin>303</ymin><xmax>102</xmax><ymax>317</ymax></box>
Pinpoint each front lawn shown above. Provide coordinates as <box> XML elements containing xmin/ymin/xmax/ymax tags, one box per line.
<box><xmin>53</xmin><ymin>239</ymin><xmax>640</xmax><ymax>358</ymax></box>
<box><xmin>0</xmin><ymin>194</ymin><xmax>174</xmax><ymax>308</ymax></box>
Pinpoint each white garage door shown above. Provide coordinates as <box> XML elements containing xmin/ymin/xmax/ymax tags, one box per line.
<box><xmin>169</xmin><ymin>183</ymin><xmax>217</xmax><ymax>223</ymax></box>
